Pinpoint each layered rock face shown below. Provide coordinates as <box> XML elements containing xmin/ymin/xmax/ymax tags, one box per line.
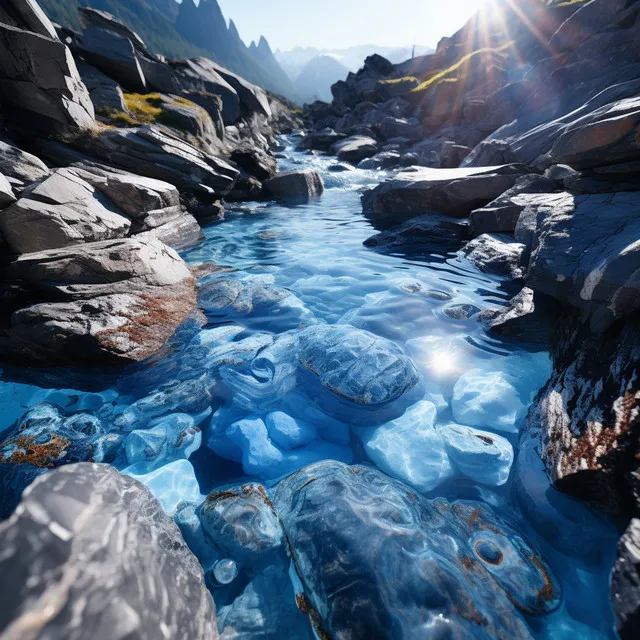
<box><xmin>0</xmin><ymin>1</ymin><xmax>94</xmax><ymax>132</ymax></box>
<box><xmin>0</xmin><ymin>463</ymin><xmax>218</xmax><ymax>639</ymax></box>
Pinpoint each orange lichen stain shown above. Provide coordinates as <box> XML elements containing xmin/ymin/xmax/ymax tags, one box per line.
<box><xmin>0</xmin><ymin>434</ymin><xmax>70</xmax><ymax>468</ymax></box>
<box><xmin>296</xmin><ymin>593</ymin><xmax>330</xmax><ymax>640</ymax></box>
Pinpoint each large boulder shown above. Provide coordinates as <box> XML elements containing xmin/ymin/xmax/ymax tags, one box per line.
<box><xmin>170</xmin><ymin>57</ymin><xmax>240</xmax><ymax>125</ymax></box>
<box><xmin>361</xmin><ymin>165</ymin><xmax>527</xmax><ymax>219</ymax></box>
<box><xmin>0</xmin><ymin>463</ymin><xmax>218</xmax><ymax>639</ymax></box>
<box><xmin>524</xmin><ymin>311</ymin><xmax>640</xmax><ymax>515</ymax></box>
<box><xmin>6</xmin><ymin>237</ymin><xmax>197</xmax><ymax>364</ymax></box>
<box><xmin>79</xmin><ymin>25</ymin><xmax>147</xmax><ymax>92</ymax></box>
<box><xmin>208</xmin><ymin>61</ymin><xmax>272</xmax><ymax>119</ymax></box>
<box><xmin>0</xmin><ymin>168</ymin><xmax>131</xmax><ymax>254</ymax></box>
<box><xmin>274</xmin><ymin>460</ymin><xmax>561</xmax><ymax>639</ymax></box>
<box><xmin>77</xmin><ymin>60</ymin><xmax>129</xmax><ymax>114</ymax></box>
<box><xmin>296</xmin><ymin>324</ymin><xmax>419</xmax><ymax>406</ymax></box>
<box><xmin>0</xmin><ymin>0</ymin><xmax>58</xmax><ymax>39</ymax></box>
<box><xmin>0</xmin><ymin>22</ymin><xmax>95</xmax><ymax>132</ymax></box>
<box><xmin>264</xmin><ymin>169</ymin><xmax>324</xmax><ymax>203</ymax></box>
<box><xmin>525</xmin><ymin>191</ymin><xmax>640</xmax><ymax>331</ymax></box>
<box><xmin>330</xmin><ymin>135</ymin><xmax>378</xmax><ymax>164</ymax></box>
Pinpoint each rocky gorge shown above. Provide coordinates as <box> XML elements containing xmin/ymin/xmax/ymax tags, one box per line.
<box><xmin>0</xmin><ymin>0</ymin><xmax>639</xmax><ymax>638</ymax></box>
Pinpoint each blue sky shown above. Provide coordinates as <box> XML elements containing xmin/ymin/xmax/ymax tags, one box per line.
<box><xmin>216</xmin><ymin>0</ymin><xmax>488</xmax><ymax>51</ymax></box>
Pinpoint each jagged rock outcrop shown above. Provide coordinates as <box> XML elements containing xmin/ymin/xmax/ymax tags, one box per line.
<box><xmin>0</xmin><ymin>139</ymin><xmax>50</xmax><ymax>185</ymax></box>
<box><xmin>0</xmin><ymin>17</ymin><xmax>94</xmax><ymax>132</ymax></box>
<box><xmin>0</xmin><ymin>463</ymin><xmax>218</xmax><ymax>639</ymax></box>
<box><xmin>4</xmin><ymin>237</ymin><xmax>197</xmax><ymax>364</ymax></box>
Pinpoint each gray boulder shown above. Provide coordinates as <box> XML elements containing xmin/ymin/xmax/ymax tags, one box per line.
<box><xmin>379</xmin><ymin>116</ymin><xmax>423</xmax><ymax>141</ymax></box>
<box><xmin>7</xmin><ymin>237</ymin><xmax>197</xmax><ymax>364</ymax></box>
<box><xmin>0</xmin><ymin>463</ymin><xmax>218</xmax><ymax>639</ymax></box>
<box><xmin>526</xmin><ymin>191</ymin><xmax>640</xmax><ymax>330</ymax></box>
<box><xmin>74</xmin><ymin>125</ymin><xmax>239</xmax><ymax>196</ymax></box>
<box><xmin>331</xmin><ymin>135</ymin><xmax>378</xmax><ymax>164</ymax></box>
<box><xmin>612</xmin><ymin>519</ymin><xmax>640</xmax><ymax>640</ymax></box>
<box><xmin>462</xmin><ymin>233</ymin><xmax>526</xmax><ymax>280</ymax></box>
<box><xmin>0</xmin><ymin>22</ymin><xmax>94</xmax><ymax>131</ymax></box>
<box><xmin>361</xmin><ymin>165</ymin><xmax>526</xmax><ymax>219</ymax></box>
<box><xmin>0</xmin><ymin>168</ymin><xmax>131</xmax><ymax>254</ymax></box>
<box><xmin>296</xmin><ymin>324</ymin><xmax>419</xmax><ymax>405</ymax></box>
<box><xmin>77</xmin><ymin>60</ymin><xmax>129</xmax><ymax>114</ymax></box>
<box><xmin>79</xmin><ymin>25</ymin><xmax>146</xmax><ymax>92</ymax></box>
<box><xmin>209</xmin><ymin>62</ymin><xmax>272</xmax><ymax>119</ymax></box>
<box><xmin>469</xmin><ymin>175</ymin><xmax>557</xmax><ymax>236</ymax></box>
<box><xmin>462</xmin><ymin>139</ymin><xmax>518</xmax><ymax>167</ymax></box>
<box><xmin>357</xmin><ymin>151</ymin><xmax>401</xmax><ymax>170</ymax></box>
<box><xmin>170</xmin><ymin>57</ymin><xmax>240</xmax><ymax>125</ymax></box>
<box><xmin>0</xmin><ymin>139</ymin><xmax>50</xmax><ymax>184</ymax></box>
<box><xmin>264</xmin><ymin>169</ymin><xmax>324</xmax><ymax>202</ymax></box>
<box><xmin>274</xmin><ymin>460</ymin><xmax>560</xmax><ymax>639</ymax></box>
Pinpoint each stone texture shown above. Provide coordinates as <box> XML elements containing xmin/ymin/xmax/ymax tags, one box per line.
<box><xmin>0</xmin><ymin>168</ymin><xmax>131</xmax><ymax>254</ymax></box>
<box><xmin>274</xmin><ymin>460</ymin><xmax>560</xmax><ymax>640</ymax></box>
<box><xmin>6</xmin><ymin>237</ymin><xmax>197</xmax><ymax>364</ymax></box>
<box><xmin>331</xmin><ymin>135</ymin><xmax>378</xmax><ymax>164</ymax></box>
<box><xmin>0</xmin><ymin>171</ymin><xmax>16</xmax><ymax>207</ymax></box>
<box><xmin>524</xmin><ymin>312</ymin><xmax>640</xmax><ymax>515</ymax></box>
<box><xmin>264</xmin><ymin>169</ymin><xmax>324</xmax><ymax>202</ymax></box>
<box><xmin>0</xmin><ymin>139</ymin><xmax>50</xmax><ymax>184</ymax></box>
<box><xmin>361</xmin><ymin>165</ymin><xmax>526</xmax><ymax>219</ymax></box>
<box><xmin>0</xmin><ymin>22</ymin><xmax>94</xmax><ymax>132</ymax></box>
<box><xmin>209</xmin><ymin>60</ymin><xmax>271</xmax><ymax>119</ymax></box>
<box><xmin>0</xmin><ymin>0</ymin><xmax>58</xmax><ymax>39</ymax></box>
<box><xmin>0</xmin><ymin>463</ymin><xmax>218</xmax><ymax>639</ymax></box>
<box><xmin>525</xmin><ymin>191</ymin><xmax>640</xmax><ymax>331</ymax></box>
<box><xmin>611</xmin><ymin>518</ymin><xmax>640</xmax><ymax>640</ymax></box>
<box><xmin>78</xmin><ymin>60</ymin><xmax>129</xmax><ymax>114</ymax></box>
<box><xmin>462</xmin><ymin>233</ymin><xmax>525</xmax><ymax>280</ymax></box>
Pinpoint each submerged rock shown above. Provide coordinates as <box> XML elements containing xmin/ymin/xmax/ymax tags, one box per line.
<box><xmin>274</xmin><ymin>460</ymin><xmax>561</xmax><ymax>639</ymax></box>
<box><xmin>0</xmin><ymin>463</ymin><xmax>218</xmax><ymax>639</ymax></box>
<box><xmin>296</xmin><ymin>324</ymin><xmax>419</xmax><ymax>405</ymax></box>
<box><xmin>462</xmin><ymin>233</ymin><xmax>525</xmax><ymax>280</ymax></box>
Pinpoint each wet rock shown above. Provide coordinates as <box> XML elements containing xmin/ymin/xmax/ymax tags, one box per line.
<box><xmin>479</xmin><ymin>287</ymin><xmax>560</xmax><ymax>345</ymax></box>
<box><xmin>264</xmin><ymin>169</ymin><xmax>324</xmax><ymax>202</ymax></box>
<box><xmin>453</xmin><ymin>368</ymin><xmax>527</xmax><ymax>434</ymax></box>
<box><xmin>364</xmin><ymin>212</ymin><xmax>468</xmax><ymax>250</ymax></box>
<box><xmin>525</xmin><ymin>191</ymin><xmax>640</xmax><ymax>331</ymax></box>
<box><xmin>299</xmin><ymin>128</ymin><xmax>346</xmax><ymax>151</ymax></box>
<box><xmin>443</xmin><ymin>303</ymin><xmax>481</xmax><ymax>320</ymax></box>
<box><xmin>611</xmin><ymin>519</ymin><xmax>640</xmax><ymax>640</ymax></box>
<box><xmin>361</xmin><ymin>164</ymin><xmax>526</xmax><ymax>219</ymax></box>
<box><xmin>462</xmin><ymin>233</ymin><xmax>525</xmax><ymax>280</ymax></box>
<box><xmin>0</xmin><ymin>139</ymin><xmax>49</xmax><ymax>184</ymax></box>
<box><xmin>0</xmin><ymin>168</ymin><xmax>131</xmax><ymax>254</ymax></box>
<box><xmin>357</xmin><ymin>400</ymin><xmax>454</xmax><ymax>492</ymax></box>
<box><xmin>0</xmin><ymin>21</ymin><xmax>94</xmax><ymax>132</ymax></box>
<box><xmin>170</xmin><ymin>57</ymin><xmax>240</xmax><ymax>124</ymax></box>
<box><xmin>0</xmin><ymin>463</ymin><xmax>218</xmax><ymax>639</ymax></box>
<box><xmin>440</xmin><ymin>423</ymin><xmax>514</xmax><ymax>486</ymax></box>
<box><xmin>274</xmin><ymin>460</ymin><xmax>560</xmax><ymax>639</ymax></box>
<box><xmin>296</xmin><ymin>324</ymin><xmax>419</xmax><ymax>405</ymax></box>
<box><xmin>524</xmin><ymin>311</ymin><xmax>640</xmax><ymax>515</ymax></box>
<box><xmin>199</xmin><ymin>483</ymin><xmax>283</xmax><ymax>566</ymax></box>
<box><xmin>331</xmin><ymin>134</ymin><xmax>378</xmax><ymax>164</ymax></box>
<box><xmin>6</xmin><ymin>237</ymin><xmax>197</xmax><ymax>365</ymax></box>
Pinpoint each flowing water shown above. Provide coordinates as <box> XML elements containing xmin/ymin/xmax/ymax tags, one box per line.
<box><xmin>0</xmin><ymin>136</ymin><xmax>620</xmax><ymax>637</ymax></box>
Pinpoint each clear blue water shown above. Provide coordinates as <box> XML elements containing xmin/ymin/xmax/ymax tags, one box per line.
<box><xmin>0</xmin><ymin>136</ymin><xmax>619</xmax><ymax>637</ymax></box>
